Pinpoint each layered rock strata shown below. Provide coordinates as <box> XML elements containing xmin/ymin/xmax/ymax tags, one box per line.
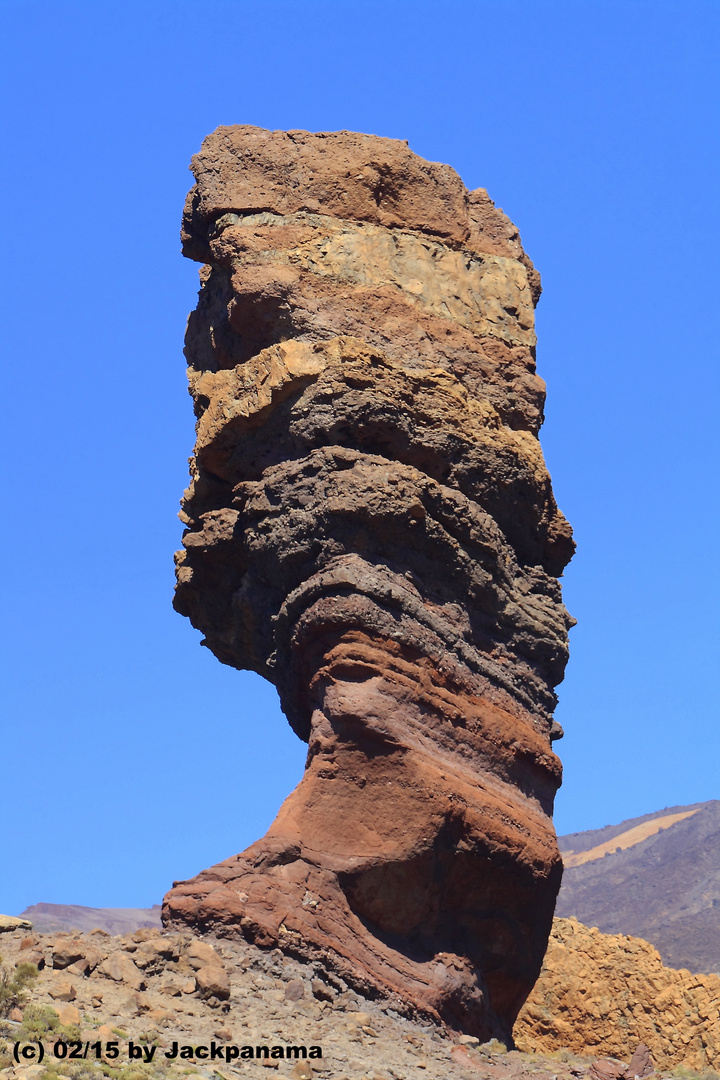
<box><xmin>163</xmin><ymin>126</ymin><xmax>575</xmax><ymax>1042</ymax></box>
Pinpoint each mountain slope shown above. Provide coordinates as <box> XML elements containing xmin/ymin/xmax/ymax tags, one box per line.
<box><xmin>556</xmin><ymin>799</ymin><xmax>720</xmax><ymax>973</ymax></box>
<box><xmin>18</xmin><ymin>902</ymin><xmax>162</xmax><ymax>934</ymax></box>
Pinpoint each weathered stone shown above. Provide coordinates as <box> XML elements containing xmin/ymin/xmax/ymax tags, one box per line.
<box><xmin>97</xmin><ymin>953</ymin><xmax>145</xmax><ymax>990</ymax></box>
<box><xmin>146</xmin><ymin>1006</ymin><xmax>173</xmax><ymax>1023</ymax></box>
<box><xmin>158</xmin><ymin>974</ymin><xmax>185</xmax><ymax>996</ymax></box>
<box><xmin>48</xmin><ymin>979</ymin><xmax>76</xmax><ymax>1001</ymax></box>
<box><xmin>515</xmin><ymin>917</ymin><xmax>720</xmax><ymax>1070</ymax></box>
<box><xmin>195</xmin><ymin>963</ymin><xmax>231</xmax><ymax>1000</ymax></box>
<box><xmin>185</xmin><ymin>939</ymin><xmax>221</xmax><ymax>969</ymax></box>
<box><xmin>164</xmin><ymin>126</ymin><xmax>575</xmax><ymax>1042</ymax></box>
<box><xmin>626</xmin><ymin>1043</ymin><xmax>654</xmax><ymax>1079</ymax></box>
<box><xmin>290</xmin><ymin>1065</ymin><xmax>313</xmax><ymax>1080</ymax></box>
<box><xmin>134</xmin><ymin>938</ymin><xmax>178</xmax><ymax>970</ymax></box>
<box><xmin>52</xmin><ymin>940</ymin><xmax>85</xmax><ymax>969</ymax></box>
<box><xmin>17</xmin><ymin>1065</ymin><xmax>44</xmax><ymax>1080</ymax></box>
<box><xmin>588</xmin><ymin>1060</ymin><xmax>629</xmax><ymax>1080</ymax></box>
<box><xmin>285</xmin><ymin>978</ymin><xmax>306</xmax><ymax>1002</ymax></box>
<box><xmin>126</xmin><ymin>990</ymin><xmax>150</xmax><ymax>1013</ymax></box>
<box><xmin>131</xmin><ymin>927</ymin><xmax>160</xmax><ymax>942</ymax></box>
<box><xmin>70</xmin><ymin>947</ymin><xmax>102</xmax><ymax>975</ymax></box>
<box><xmin>122</xmin><ymin>991</ymin><xmax>145</xmax><ymax>1017</ymax></box>
<box><xmin>0</xmin><ymin>915</ymin><xmax>32</xmax><ymax>933</ymax></box>
<box><xmin>55</xmin><ymin>1003</ymin><xmax>81</xmax><ymax>1026</ymax></box>
<box><xmin>311</xmin><ymin>977</ymin><xmax>334</xmax><ymax>1002</ymax></box>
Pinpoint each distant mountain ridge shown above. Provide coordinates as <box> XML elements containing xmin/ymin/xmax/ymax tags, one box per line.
<box><xmin>561</xmin><ymin>807</ymin><xmax>701</xmax><ymax>867</ymax></box>
<box><xmin>19</xmin><ymin>902</ymin><xmax>162</xmax><ymax>935</ymax></box>
<box><xmin>556</xmin><ymin>799</ymin><xmax>720</xmax><ymax>974</ymax></box>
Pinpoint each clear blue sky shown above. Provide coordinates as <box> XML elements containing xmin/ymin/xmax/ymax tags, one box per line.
<box><xmin>1</xmin><ymin>0</ymin><xmax>718</xmax><ymax>915</ymax></box>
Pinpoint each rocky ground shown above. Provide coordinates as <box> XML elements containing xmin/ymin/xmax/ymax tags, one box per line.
<box><xmin>0</xmin><ymin>923</ymin><xmax>627</xmax><ymax>1080</ymax></box>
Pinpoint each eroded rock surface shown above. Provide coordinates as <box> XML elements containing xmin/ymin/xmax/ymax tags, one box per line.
<box><xmin>163</xmin><ymin>126</ymin><xmax>575</xmax><ymax>1042</ymax></box>
<box><xmin>515</xmin><ymin>917</ymin><xmax>720</xmax><ymax>1070</ymax></box>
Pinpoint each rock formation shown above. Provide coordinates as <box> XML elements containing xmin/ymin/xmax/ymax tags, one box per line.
<box><xmin>515</xmin><ymin>917</ymin><xmax>720</xmax><ymax>1070</ymax></box>
<box><xmin>163</xmin><ymin>126</ymin><xmax>575</xmax><ymax>1042</ymax></box>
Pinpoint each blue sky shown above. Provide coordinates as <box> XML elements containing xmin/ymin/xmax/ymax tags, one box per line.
<box><xmin>1</xmin><ymin>0</ymin><xmax>718</xmax><ymax>915</ymax></box>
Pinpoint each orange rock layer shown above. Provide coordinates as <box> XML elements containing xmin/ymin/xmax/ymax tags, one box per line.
<box><xmin>164</xmin><ymin>126</ymin><xmax>575</xmax><ymax>1041</ymax></box>
<box><xmin>515</xmin><ymin>917</ymin><xmax>720</xmax><ymax>1070</ymax></box>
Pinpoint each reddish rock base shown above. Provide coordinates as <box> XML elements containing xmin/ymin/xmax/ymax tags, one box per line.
<box><xmin>164</xmin><ymin>629</ymin><xmax>562</xmax><ymax>1043</ymax></box>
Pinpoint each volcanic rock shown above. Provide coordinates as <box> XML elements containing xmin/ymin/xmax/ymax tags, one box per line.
<box><xmin>163</xmin><ymin>125</ymin><xmax>575</xmax><ymax>1041</ymax></box>
<box><xmin>55</xmin><ymin>1002</ymin><xmax>82</xmax><ymax>1026</ymax></box>
<box><xmin>52</xmin><ymin>940</ymin><xmax>85</xmax><ymax>969</ymax></box>
<box><xmin>3</xmin><ymin>919</ymin><xmax>720</xmax><ymax>1077</ymax></box>
<box><xmin>97</xmin><ymin>953</ymin><xmax>145</xmax><ymax>990</ymax></box>
<box><xmin>625</xmin><ymin>1043</ymin><xmax>654</xmax><ymax>1079</ymax></box>
<box><xmin>48</xmin><ymin>979</ymin><xmax>76</xmax><ymax>1001</ymax></box>
<box><xmin>185</xmin><ymin>939</ymin><xmax>221</xmax><ymax>968</ymax></box>
<box><xmin>515</xmin><ymin>917</ymin><xmax>720</xmax><ymax>1070</ymax></box>
<box><xmin>0</xmin><ymin>915</ymin><xmax>32</xmax><ymax>933</ymax></box>
<box><xmin>194</xmin><ymin>963</ymin><xmax>231</xmax><ymax>1000</ymax></box>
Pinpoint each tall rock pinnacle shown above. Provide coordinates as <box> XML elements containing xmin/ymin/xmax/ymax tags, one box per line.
<box><xmin>163</xmin><ymin>126</ymin><xmax>575</xmax><ymax>1041</ymax></box>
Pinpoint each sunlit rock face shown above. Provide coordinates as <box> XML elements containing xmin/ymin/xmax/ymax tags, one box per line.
<box><xmin>163</xmin><ymin>126</ymin><xmax>575</xmax><ymax>1042</ymax></box>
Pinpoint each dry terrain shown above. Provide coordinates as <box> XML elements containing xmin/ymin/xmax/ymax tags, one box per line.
<box><xmin>0</xmin><ymin>922</ymin><xmax>588</xmax><ymax>1080</ymax></box>
<box><xmin>2</xmin><ymin>918</ymin><xmax>719</xmax><ymax>1080</ymax></box>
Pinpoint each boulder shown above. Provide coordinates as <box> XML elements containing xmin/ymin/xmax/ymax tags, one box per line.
<box><xmin>97</xmin><ymin>953</ymin><xmax>145</xmax><ymax>990</ymax></box>
<box><xmin>284</xmin><ymin>979</ymin><xmax>306</xmax><ymax>1002</ymax></box>
<box><xmin>0</xmin><ymin>914</ymin><xmax>32</xmax><ymax>933</ymax></box>
<box><xmin>194</xmin><ymin>964</ymin><xmax>230</xmax><ymax>1000</ymax></box>
<box><xmin>55</xmin><ymin>1003</ymin><xmax>81</xmax><ymax>1026</ymax></box>
<box><xmin>48</xmin><ymin>979</ymin><xmax>76</xmax><ymax>1001</ymax></box>
<box><xmin>66</xmin><ymin>948</ymin><xmax>102</xmax><ymax>976</ymax></box>
<box><xmin>52</xmin><ymin>940</ymin><xmax>85</xmax><ymax>969</ymax></box>
<box><xmin>133</xmin><ymin>938</ymin><xmax>178</xmax><ymax>970</ymax></box>
<box><xmin>185</xmin><ymin>939</ymin><xmax>220</xmax><ymax>969</ymax></box>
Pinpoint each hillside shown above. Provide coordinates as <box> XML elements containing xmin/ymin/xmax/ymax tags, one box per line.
<box><xmin>556</xmin><ymin>798</ymin><xmax>720</xmax><ymax>973</ymax></box>
<box><xmin>0</xmin><ymin>920</ymin><xmax>593</xmax><ymax>1080</ymax></box>
<box><xmin>18</xmin><ymin>903</ymin><xmax>162</xmax><ymax>935</ymax></box>
<box><xmin>2</xmin><ymin>916</ymin><xmax>719</xmax><ymax>1073</ymax></box>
